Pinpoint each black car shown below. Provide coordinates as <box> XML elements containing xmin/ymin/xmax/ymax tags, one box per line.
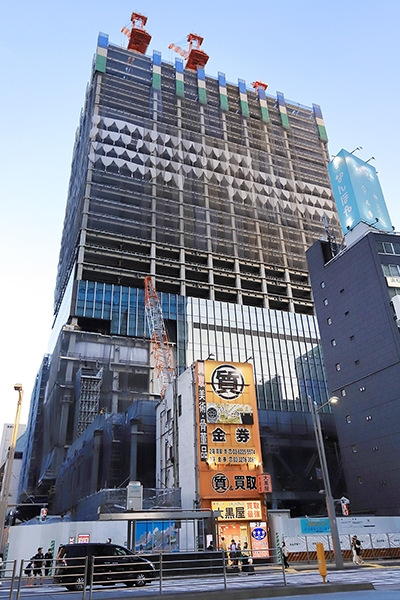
<box><xmin>54</xmin><ymin>543</ymin><xmax>155</xmax><ymax>590</ymax></box>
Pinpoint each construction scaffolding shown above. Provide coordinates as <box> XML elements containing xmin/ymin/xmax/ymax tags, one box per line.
<box><xmin>75</xmin><ymin>367</ymin><xmax>103</xmax><ymax>437</ymax></box>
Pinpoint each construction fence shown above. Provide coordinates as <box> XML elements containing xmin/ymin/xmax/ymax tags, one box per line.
<box><xmin>285</xmin><ymin>532</ymin><xmax>400</xmax><ymax>562</ymax></box>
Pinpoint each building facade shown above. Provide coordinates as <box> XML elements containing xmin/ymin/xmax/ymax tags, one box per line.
<box><xmin>20</xmin><ymin>23</ymin><xmax>345</xmax><ymax>518</ymax></box>
<box><xmin>307</xmin><ymin>225</ymin><xmax>400</xmax><ymax>515</ymax></box>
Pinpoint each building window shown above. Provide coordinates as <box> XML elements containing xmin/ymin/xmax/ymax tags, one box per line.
<box><xmin>335</xmin><ymin>363</ymin><xmax>341</xmax><ymax>371</ymax></box>
<box><xmin>345</xmin><ymin>311</ymin><xmax>349</xmax><ymax>316</ymax></box>
<box><xmin>382</xmin><ymin>264</ymin><xmax>400</xmax><ymax>277</ymax></box>
<box><xmin>327</xmin><ymin>317</ymin><xmax>332</xmax><ymax>325</ymax></box>
<box><xmin>167</xmin><ymin>409</ymin><xmax>172</xmax><ymax>421</ymax></box>
<box><xmin>357</xmin><ymin>476</ymin><xmax>363</xmax><ymax>484</ymax></box>
<box><xmin>331</xmin><ymin>339</ymin><xmax>337</xmax><ymax>347</ymax></box>
<box><xmin>359</xmin><ymin>386</ymin><xmax>366</xmax><ymax>392</ymax></box>
<box><xmin>346</xmin><ymin>415</ymin><xmax>351</xmax><ymax>423</ymax></box>
<box><xmin>366</xmin><ymin>415</ymin><xmax>372</xmax><ymax>421</ymax></box>
<box><xmin>178</xmin><ymin>395</ymin><xmax>182</xmax><ymax>417</ymax></box>
<box><xmin>377</xmin><ymin>241</ymin><xmax>400</xmax><ymax>255</ymax></box>
<box><xmin>321</xmin><ymin>281</ymin><xmax>326</xmax><ymax>288</ymax></box>
<box><xmin>341</xmin><ymin>389</ymin><xmax>346</xmax><ymax>396</ymax></box>
<box><xmin>323</xmin><ymin>298</ymin><xmax>328</xmax><ymax>306</ymax></box>
<box><xmin>352</xmin><ymin>445</ymin><xmax>357</xmax><ymax>453</ymax></box>
<box><xmin>355</xmin><ymin>360</ymin><xmax>360</xmax><ymax>366</ymax></box>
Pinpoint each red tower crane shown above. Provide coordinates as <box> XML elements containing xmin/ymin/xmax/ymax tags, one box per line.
<box><xmin>168</xmin><ymin>33</ymin><xmax>209</xmax><ymax>71</ymax></box>
<box><xmin>123</xmin><ymin>12</ymin><xmax>152</xmax><ymax>55</ymax></box>
<box><xmin>144</xmin><ymin>276</ymin><xmax>175</xmax><ymax>398</ymax></box>
<box><xmin>252</xmin><ymin>81</ymin><xmax>268</xmax><ymax>92</ymax></box>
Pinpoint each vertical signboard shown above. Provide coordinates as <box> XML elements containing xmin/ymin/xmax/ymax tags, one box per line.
<box><xmin>195</xmin><ymin>361</ymin><xmax>264</xmax><ymax>499</ymax></box>
<box><xmin>328</xmin><ymin>149</ymin><xmax>392</xmax><ymax>234</ymax></box>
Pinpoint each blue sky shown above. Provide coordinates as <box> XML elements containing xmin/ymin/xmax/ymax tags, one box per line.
<box><xmin>1</xmin><ymin>0</ymin><xmax>399</xmax><ymax>431</ymax></box>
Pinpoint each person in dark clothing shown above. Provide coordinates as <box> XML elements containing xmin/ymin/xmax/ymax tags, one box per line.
<box><xmin>33</xmin><ymin>547</ymin><xmax>44</xmax><ymax>585</ymax></box>
<box><xmin>281</xmin><ymin>541</ymin><xmax>289</xmax><ymax>569</ymax></box>
<box><xmin>44</xmin><ymin>549</ymin><xmax>53</xmax><ymax>577</ymax></box>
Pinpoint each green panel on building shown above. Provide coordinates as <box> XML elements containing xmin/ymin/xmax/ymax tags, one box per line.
<box><xmin>95</xmin><ymin>54</ymin><xmax>107</xmax><ymax>73</ymax></box>
<box><xmin>220</xmin><ymin>94</ymin><xmax>228</xmax><ymax>111</ymax></box>
<box><xmin>318</xmin><ymin>124</ymin><xmax>328</xmax><ymax>141</ymax></box>
<box><xmin>152</xmin><ymin>73</ymin><xmax>162</xmax><ymax>91</ymax></box>
<box><xmin>281</xmin><ymin>113</ymin><xmax>289</xmax><ymax>129</ymax></box>
<box><xmin>260</xmin><ymin>105</ymin><xmax>270</xmax><ymax>123</ymax></box>
<box><xmin>176</xmin><ymin>80</ymin><xmax>184</xmax><ymax>98</ymax></box>
<box><xmin>198</xmin><ymin>87</ymin><xmax>207</xmax><ymax>105</ymax></box>
<box><xmin>240</xmin><ymin>100</ymin><xmax>250</xmax><ymax>118</ymax></box>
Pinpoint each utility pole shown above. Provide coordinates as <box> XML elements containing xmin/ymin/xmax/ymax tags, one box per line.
<box><xmin>0</xmin><ymin>385</ymin><xmax>23</xmax><ymax>554</ymax></box>
<box><xmin>307</xmin><ymin>395</ymin><xmax>343</xmax><ymax>569</ymax></box>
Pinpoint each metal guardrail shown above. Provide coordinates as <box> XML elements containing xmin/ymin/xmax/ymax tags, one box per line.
<box><xmin>5</xmin><ymin>548</ymin><xmax>289</xmax><ymax>599</ymax></box>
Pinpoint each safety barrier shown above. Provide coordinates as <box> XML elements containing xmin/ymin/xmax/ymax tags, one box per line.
<box><xmin>4</xmin><ymin>550</ymin><xmax>288</xmax><ymax>598</ymax></box>
<box><xmin>285</xmin><ymin>532</ymin><xmax>400</xmax><ymax>563</ymax></box>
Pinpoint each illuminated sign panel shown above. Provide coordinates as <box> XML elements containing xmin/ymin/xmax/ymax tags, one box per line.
<box><xmin>329</xmin><ymin>149</ymin><xmax>392</xmax><ymax>235</ymax></box>
<box><xmin>211</xmin><ymin>500</ymin><xmax>262</xmax><ymax>521</ymax></box>
<box><xmin>196</xmin><ymin>361</ymin><xmax>264</xmax><ymax>500</ymax></box>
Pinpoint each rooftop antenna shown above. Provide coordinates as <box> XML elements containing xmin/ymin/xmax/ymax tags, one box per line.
<box><xmin>322</xmin><ymin>213</ymin><xmax>343</xmax><ymax>257</ymax></box>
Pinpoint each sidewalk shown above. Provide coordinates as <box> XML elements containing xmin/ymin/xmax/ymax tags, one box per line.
<box><xmin>129</xmin><ymin>582</ymin><xmax>374</xmax><ymax>600</ymax></box>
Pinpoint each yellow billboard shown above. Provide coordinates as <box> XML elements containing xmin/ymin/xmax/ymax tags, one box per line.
<box><xmin>196</xmin><ymin>361</ymin><xmax>264</xmax><ymax>501</ymax></box>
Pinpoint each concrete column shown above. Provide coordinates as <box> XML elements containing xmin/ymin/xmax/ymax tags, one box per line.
<box><xmin>90</xmin><ymin>430</ymin><xmax>102</xmax><ymax>493</ymax></box>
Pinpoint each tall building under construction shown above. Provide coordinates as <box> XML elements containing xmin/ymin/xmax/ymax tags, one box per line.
<box><xmin>19</xmin><ymin>16</ymin><xmax>345</xmax><ymax>520</ymax></box>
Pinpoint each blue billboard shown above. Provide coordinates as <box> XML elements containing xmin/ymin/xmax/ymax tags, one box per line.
<box><xmin>328</xmin><ymin>149</ymin><xmax>392</xmax><ymax>235</ymax></box>
<box><xmin>301</xmin><ymin>518</ymin><xmax>331</xmax><ymax>534</ymax></box>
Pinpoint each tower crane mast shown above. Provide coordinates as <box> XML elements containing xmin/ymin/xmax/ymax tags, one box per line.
<box><xmin>144</xmin><ymin>276</ymin><xmax>175</xmax><ymax>398</ymax></box>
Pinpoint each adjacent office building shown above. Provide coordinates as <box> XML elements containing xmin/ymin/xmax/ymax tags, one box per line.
<box><xmin>307</xmin><ymin>149</ymin><xmax>400</xmax><ymax>515</ymax></box>
<box><xmin>19</xmin><ymin>18</ymin><xmax>345</xmax><ymax>519</ymax></box>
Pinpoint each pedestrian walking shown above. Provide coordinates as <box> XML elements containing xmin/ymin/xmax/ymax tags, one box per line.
<box><xmin>281</xmin><ymin>541</ymin><xmax>289</xmax><ymax>569</ymax></box>
<box><xmin>32</xmin><ymin>547</ymin><xmax>44</xmax><ymax>585</ymax></box>
<box><xmin>220</xmin><ymin>537</ymin><xmax>227</xmax><ymax>553</ymax></box>
<box><xmin>24</xmin><ymin>558</ymin><xmax>34</xmax><ymax>587</ymax></box>
<box><xmin>44</xmin><ymin>548</ymin><xmax>53</xmax><ymax>577</ymax></box>
<box><xmin>229</xmin><ymin>539</ymin><xmax>238</xmax><ymax>566</ymax></box>
<box><xmin>351</xmin><ymin>535</ymin><xmax>364</xmax><ymax>565</ymax></box>
<box><xmin>241</xmin><ymin>542</ymin><xmax>250</xmax><ymax>572</ymax></box>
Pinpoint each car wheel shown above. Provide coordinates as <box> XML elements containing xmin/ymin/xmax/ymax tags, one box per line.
<box><xmin>135</xmin><ymin>573</ymin><xmax>147</xmax><ymax>587</ymax></box>
<box><xmin>73</xmin><ymin>577</ymin><xmax>85</xmax><ymax>591</ymax></box>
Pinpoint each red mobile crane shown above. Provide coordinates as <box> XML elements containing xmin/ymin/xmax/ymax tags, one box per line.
<box><xmin>144</xmin><ymin>276</ymin><xmax>176</xmax><ymax>398</ymax></box>
<box><xmin>168</xmin><ymin>33</ymin><xmax>209</xmax><ymax>70</ymax></box>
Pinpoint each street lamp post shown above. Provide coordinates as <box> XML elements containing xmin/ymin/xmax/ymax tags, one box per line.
<box><xmin>0</xmin><ymin>385</ymin><xmax>24</xmax><ymax>554</ymax></box>
<box><xmin>307</xmin><ymin>395</ymin><xmax>343</xmax><ymax>569</ymax></box>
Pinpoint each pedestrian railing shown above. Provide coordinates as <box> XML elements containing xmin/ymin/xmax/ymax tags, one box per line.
<box><xmin>11</xmin><ymin>538</ymin><xmax>400</xmax><ymax>599</ymax></box>
<box><xmin>1</xmin><ymin>559</ymin><xmax>17</xmax><ymax>600</ymax></box>
<box><xmin>5</xmin><ymin>549</ymin><xmax>288</xmax><ymax>599</ymax></box>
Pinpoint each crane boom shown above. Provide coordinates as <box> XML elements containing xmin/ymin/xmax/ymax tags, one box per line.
<box><xmin>144</xmin><ymin>276</ymin><xmax>175</xmax><ymax>398</ymax></box>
